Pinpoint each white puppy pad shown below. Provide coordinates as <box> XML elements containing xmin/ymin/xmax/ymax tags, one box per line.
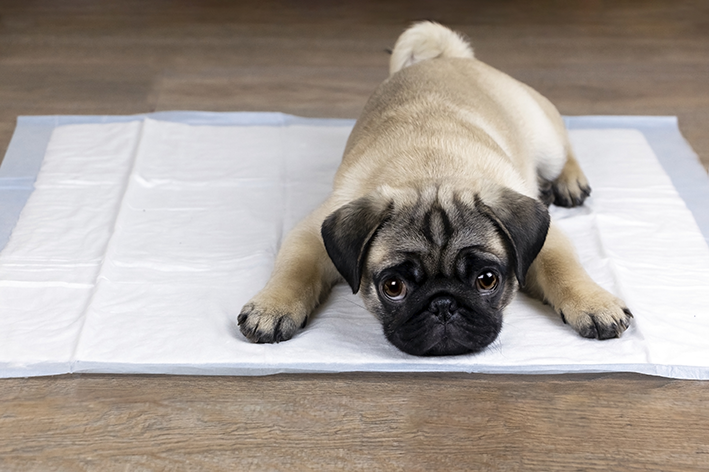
<box><xmin>1</xmin><ymin>114</ymin><xmax>708</xmax><ymax>378</ymax></box>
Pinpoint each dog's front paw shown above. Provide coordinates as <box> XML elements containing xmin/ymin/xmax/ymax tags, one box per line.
<box><xmin>237</xmin><ymin>299</ymin><xmax>308</xmax><ymax>344</ymax></box>
<box><xmin>557</xmin><ymin>289</ymin><xmax>633</xmax><ymax>340</ymax></box>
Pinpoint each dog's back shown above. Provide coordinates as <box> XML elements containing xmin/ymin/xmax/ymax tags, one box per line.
<box><xmin>338</xmin><ymin>22</ymin><xmax>571</xmax><ymax>195</ymax></box>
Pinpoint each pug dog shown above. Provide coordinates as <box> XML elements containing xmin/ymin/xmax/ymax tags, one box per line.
<box><xmin>238</xmin><ymin>21</ymin><xmax>633</xmax><ymax>356</ymax></box>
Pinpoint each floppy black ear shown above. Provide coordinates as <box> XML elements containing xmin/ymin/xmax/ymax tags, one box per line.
<box><xmin>478</xmin><ymin>189</ymin><xmax>550</xmax><ymax>286</ymax></box>
<box><xmin>321</xmin><ymin>197</ymin><xmax>391</xmax><ymax>294</ymax></box>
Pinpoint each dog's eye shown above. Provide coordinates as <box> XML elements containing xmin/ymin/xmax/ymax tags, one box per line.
<box><xmin>476</xmin><ymin>271</ymin><xmax>498</xmax><ymax>292</ymax></box>
<box><xmin>381</xmin><ymin>278</ymin><xmax>407</xmax><ymax>301</ymax></box>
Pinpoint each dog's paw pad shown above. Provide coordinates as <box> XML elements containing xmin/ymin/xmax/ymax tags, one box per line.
<box><xmin>237</xmin><ymin>303</ymin><xmax>304</xmax><ymax>343</ymax></box>
<box><xmin>559</xmin><ymin>296</ymin><xmax>632</xmax><ymax>340</ymax></box>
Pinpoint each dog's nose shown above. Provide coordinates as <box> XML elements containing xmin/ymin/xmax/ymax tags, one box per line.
<box><xmin>428</xmin><ymin>297</ymin><xmax>457</xmax><ymax>321</ymax></box>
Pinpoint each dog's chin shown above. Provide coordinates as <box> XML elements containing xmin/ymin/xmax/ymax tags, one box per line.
<box><xmin>384</xmin><ymin>305</ymin><xmax>502</xmax><ymax>356</ymax></box>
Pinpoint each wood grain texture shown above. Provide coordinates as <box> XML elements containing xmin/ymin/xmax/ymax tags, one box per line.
<box><xmin>0</xmin><ymin>1</ymin><xmax>708</xmax><ymax>470</ymax></box>
<box><xmin>2</xmin><ymin>373</ymin><xmax>709</xmax><ymax>471</ymax></box>
<box><xmin>0</xmin><ymin>0</ymin><xmax>707</xmax><ymax>166</ymax></box>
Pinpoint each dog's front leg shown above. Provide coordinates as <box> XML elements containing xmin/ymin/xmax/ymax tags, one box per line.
<box><xmin>523</xmin><ymin>223</ymin><xmax>633</xmax><ymax>339</ymax></box>
<box><xmin>238</xmin><ymin>207</ymin><xmax>341</xmax><ymax>343</ymax></box>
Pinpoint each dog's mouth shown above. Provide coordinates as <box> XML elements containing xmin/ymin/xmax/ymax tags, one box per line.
<box><xmin>384</xmin><ymin>296</ymin><xmax>502</xmax><ymax>356</ymax></box>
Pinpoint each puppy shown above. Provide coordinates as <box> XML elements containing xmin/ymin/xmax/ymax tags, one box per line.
<box><xmin>238</xmin><ymin>22</ymin><xmax>632</xmax><ymax>356</ymax></box>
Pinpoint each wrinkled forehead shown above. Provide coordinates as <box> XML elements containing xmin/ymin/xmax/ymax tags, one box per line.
<box><xmin>367</xmin><ymin>189</ymin><xmax>508</xmax><ymax>275</ymax></box>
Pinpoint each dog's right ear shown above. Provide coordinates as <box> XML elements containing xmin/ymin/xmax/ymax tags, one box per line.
<box><xmin>321</xmin><ymin>197</ymin><xmax>391</xmax><ymax>294</ymax></box>
<box><xmin>476</xmin><ymin>189</ymin><xmax>550</xmax><ymax>287</ymax></box>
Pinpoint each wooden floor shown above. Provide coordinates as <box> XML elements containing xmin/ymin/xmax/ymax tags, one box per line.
<box><xmin>0</xmin><ymin>1</ymin><xmax>708</xmax><ymax>470</ymax></box>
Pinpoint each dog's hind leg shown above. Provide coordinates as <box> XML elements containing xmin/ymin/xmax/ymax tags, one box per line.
<box><xmin>549</xmin><ymin>147</ymin><xmax>592</xmax><ymax>208</ymax></box>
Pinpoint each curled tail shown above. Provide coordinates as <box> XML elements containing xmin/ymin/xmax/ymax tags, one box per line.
<box><xmin>389</xmin><ymin>21</ymin><xmax>474</xmax><ymax>76</ymax></box>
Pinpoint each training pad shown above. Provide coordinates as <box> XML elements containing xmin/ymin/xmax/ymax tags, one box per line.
<box><xmin>1</xmin><ymin>113</ymin><xmax>709</xmax><ymax>379</ymax></box>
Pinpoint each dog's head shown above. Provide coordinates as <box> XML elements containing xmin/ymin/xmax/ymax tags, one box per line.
<box><xmin>321</xmin><ymin>185</ymin><xmax>549</xmax><ymax>356</ymax></box>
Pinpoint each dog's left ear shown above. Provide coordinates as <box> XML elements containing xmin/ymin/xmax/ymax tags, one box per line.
<box><xmin>478</xmin><ymin>189</ymin><xmax>550</xmax><ymax>286</ymax></box>
<box><xmin>321</xmin><ymin>196</ymin><xmax>391</xmax><ymax>294</ymax></box>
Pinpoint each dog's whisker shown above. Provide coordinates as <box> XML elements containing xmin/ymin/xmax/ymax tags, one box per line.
<box><xmin>343</xmin><ymin>298</ymin><xmax>367</xmax><ymax>310</ymax></box>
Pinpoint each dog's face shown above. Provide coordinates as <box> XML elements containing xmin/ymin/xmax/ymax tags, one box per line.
<box><xmin>322</xmin><ymin>186</ymin><xmax>549</xmax><ymax>356</ymax></box>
